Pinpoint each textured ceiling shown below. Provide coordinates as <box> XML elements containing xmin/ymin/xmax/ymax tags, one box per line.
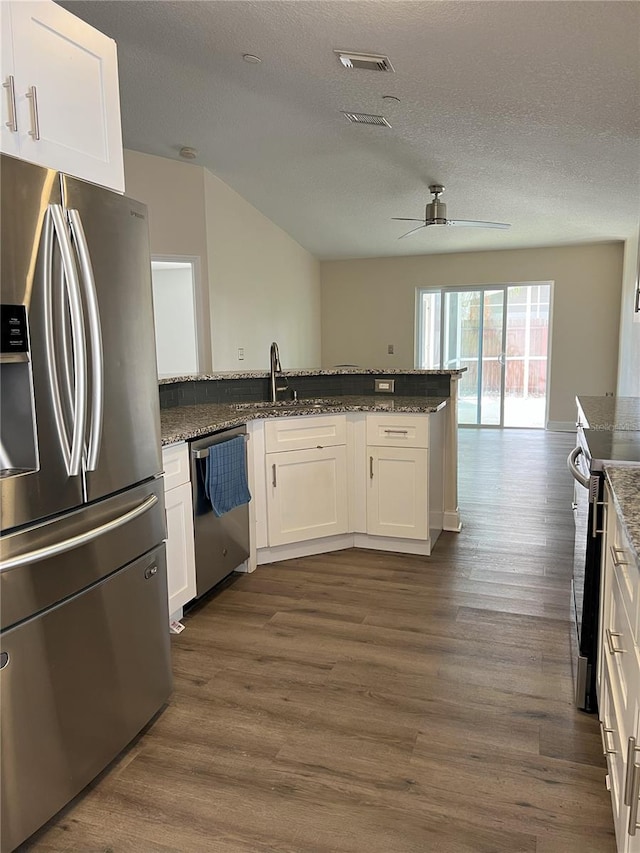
<box><xmin>61</xmin><ymin>0</ymin><xmax>640</xmax><ymax>260</ymax></box>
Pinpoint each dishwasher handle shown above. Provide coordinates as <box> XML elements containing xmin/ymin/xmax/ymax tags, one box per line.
<box><xmin>567</xmin><ymin>446</ymin><xmax>590</xmax><ymax>489</ymax></box>
<box><xmin>192</xmin><ymin>434</ymin><xmax>249</xmax><ymax>459</ymax></box>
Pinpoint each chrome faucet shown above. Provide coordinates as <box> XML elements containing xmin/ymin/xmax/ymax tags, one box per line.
<box><xmin>269</xmin><ymin>341</ymin><xmax>289</xmax><ymax>402</ymax></box>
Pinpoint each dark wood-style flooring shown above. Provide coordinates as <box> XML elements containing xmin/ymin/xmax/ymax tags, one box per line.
<box><xmin>20</xmin><ymin>429</ymin><xmax>616</xmax><ymax>852</ymax></box>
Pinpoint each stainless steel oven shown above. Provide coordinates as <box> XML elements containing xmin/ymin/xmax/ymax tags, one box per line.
<box><xmin>567</xmin><ymin>430</ymin><xmax>603</xmax><ymax>712</ymax></box>
<box><xmin>567</xmin><ymin>426</ymin><xmax>640</xmax><ymax>712</ymax></box>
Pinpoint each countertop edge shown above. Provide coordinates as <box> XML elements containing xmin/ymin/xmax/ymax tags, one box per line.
<box><xmin>161</xmin><ymin>398</ymin><xmax>448</xmax><ymax>445</ymax></box>
<box><xmin>604</xmin><ymin>464</ymin><xmax>640</xmax><ymax>564</ymax></box>
<box><xmin>159</xmin><ymin>368</ymin><xmax>466</xmax><ymax>384</ymax></box>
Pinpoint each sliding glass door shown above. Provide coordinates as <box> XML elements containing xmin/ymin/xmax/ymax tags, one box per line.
<box><xmin>417</xmin><ymin>283</ymin><xmax>551</xmax><ymax>428</ymax></box>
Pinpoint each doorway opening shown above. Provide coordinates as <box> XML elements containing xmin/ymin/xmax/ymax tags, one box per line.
<box><xmin>151</xmin><ymin>257</ymin><xmax>203</xmax><ymax>378</ymax></box>
<box><xmin>416</xmin><ymin>283</ymin><xmax>552</xmax><ymax>428</ymax></box>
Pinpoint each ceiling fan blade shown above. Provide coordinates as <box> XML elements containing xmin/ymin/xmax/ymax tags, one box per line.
<box><xmin>448</xmin><ymin>219</ymin><xmax>511</xmax><ymax>229</ymax></box>
<box><xmin>398</xmin><ymin>224</ymin><xmax>427</xmax><ymax>239</ymax></box>
<box><xmin>391</xmin><ymin>217</ymin><xmax>425</xmax><ymax>222</ymax></box>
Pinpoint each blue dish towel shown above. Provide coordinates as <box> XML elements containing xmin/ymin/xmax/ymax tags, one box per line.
<box><xmin>204</xmin><ymin>436</ymin><xmax>252</xmax><ymax>517</ymax></box>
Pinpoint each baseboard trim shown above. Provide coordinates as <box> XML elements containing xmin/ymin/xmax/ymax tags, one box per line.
<box><xmin>443</xmin><ymin>509</ymin><xmax>462</xmax><ymax>532</ymax></box>
<box><xmin>257</xmin><ymin>534</ymin><xmax>355</xmax><ymax>565</ymax></box>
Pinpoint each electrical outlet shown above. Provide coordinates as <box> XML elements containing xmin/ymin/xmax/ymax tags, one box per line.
<box><xmin>387</xmin><ymin>344</ymin><xmax>394</xmax><ymax>354</ymax></box>
<box><xmin>238</xmin><ymin>347</ymin><xmax>244</xmax><ymax>360</ymax></box>
<box><xmin>375</xmin><ymin>379</ymin><xmax>395</xmax><ymax>393</ymax></box>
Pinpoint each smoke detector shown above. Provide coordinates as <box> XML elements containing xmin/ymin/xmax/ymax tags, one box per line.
<box><xmin>334</xmin><ymin>50</ymin><xmax>394</xmax><ymax>72</ymax></box>
<box><xmin>179</xmin><ymin>147</ymin><xmax>198</xmax><ymax>160</ymax></box>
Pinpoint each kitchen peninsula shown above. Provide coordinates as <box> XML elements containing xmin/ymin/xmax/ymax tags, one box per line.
<box><xmin>158</xmin><ymin>369</ymin><xmax>464</xmax><ymax>609</ymax></box>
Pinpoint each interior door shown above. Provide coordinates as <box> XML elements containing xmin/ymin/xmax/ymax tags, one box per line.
<box><xmin>62</xmin><ymin>176</ymin><xmax>162</xmax><ymax>501</ymax></box>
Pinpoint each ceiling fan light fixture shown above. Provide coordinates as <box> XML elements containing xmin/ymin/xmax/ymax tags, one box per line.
<box><xmin>392</xmin><ymin>183</ymin><xmax>511</xmax><ymax>238</ymax></box>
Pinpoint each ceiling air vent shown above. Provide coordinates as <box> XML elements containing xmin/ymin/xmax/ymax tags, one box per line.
<box><xmin>334</xmin><ymin>50</ymin><xmax>395</xmax><ymax>72</ymax></box>
<box><xmin>342</xmin><ymin>112</ymin><xmax>391</xmax><ymax>127</ymax></box>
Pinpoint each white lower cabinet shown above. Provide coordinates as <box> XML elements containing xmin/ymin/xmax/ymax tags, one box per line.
<box><xmin>600</xmin><ymin>481</ymin><xmax>640</xmax><ymax>852</ymax></box>
<box><xmin>266</xmin><ymin>444</ymin><xmax>349</xmax><ymax>547</ymax></box>
<box><xmin>162</xmin><ymin>444</ymin><xmax>196</xmax><ymax>618</ymax></box>
<box><xmin>366</xmin><ymin>446</ymin><xmax>428</xmax><ymax>539</ymax></box>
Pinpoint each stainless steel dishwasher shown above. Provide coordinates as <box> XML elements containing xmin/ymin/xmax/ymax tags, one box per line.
<box><xmin>189</xmin><ymin>425</ymin><xmax>250</xmax><ymax>597</ymax></box>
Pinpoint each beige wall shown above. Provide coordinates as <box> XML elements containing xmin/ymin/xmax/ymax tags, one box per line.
<box><xmin>203</xmin><ymin>170</ymin><xmax>321</xmax><ymax>370</ymax></box>
<box><xmin>124</xmin><ymin>150</ymin><xmax>321</xmax><ymax>372</ymax></box>
<box><xmin>617</xmin><ymin>232</ymin><xmax>640</xmax><ymax>396</ymax></box>
<box><xmin>124</xmin><ymin>149</ymin><xmax>212</xmax><ymax>371</ymax></box>
<box><xmin>320</xmin><ymin>243</ymin><xmax>624</xmax><ymax>427</ymax></box>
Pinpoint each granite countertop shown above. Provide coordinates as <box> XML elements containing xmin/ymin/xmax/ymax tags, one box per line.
<box><xmin>159</xmin><ymin>368</ymin><xmax>467</xmax><ymax>384</ymax></box>
<box><xmin>604</xmin><ymin>465</ymin><xmax>640</xmax><ymax>564</ymax></box>
<box><xmin>161</xmin><ymin>395</ymin><xmax>448</xmax><ymax>444</ymax></box>
<box><xmin>577</xmin><ymin>396</ymin><xmax>640</xmax><ymax>431</ymax></box>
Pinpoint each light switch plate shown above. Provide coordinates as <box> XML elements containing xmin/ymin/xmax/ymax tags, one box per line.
<box><xmin>375</xmin><ymin>378</ymin><xmax>395</xmax><ymax>393</ymax></box>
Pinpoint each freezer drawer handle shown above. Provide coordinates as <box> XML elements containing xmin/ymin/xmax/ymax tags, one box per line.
<box><xmin>0</xmin><ymin>494</ymin><xmax>158</xmax><ymax>574</ymax></box>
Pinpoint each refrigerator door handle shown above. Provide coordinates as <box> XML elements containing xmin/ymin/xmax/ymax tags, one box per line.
<box><xmin>42</xmin><ymin>210</ymin><xmax>72</xmax><ymax>471</ymax></box>
<box><xmin>0</xmin><ymin>494</ymin><xmax>159</xmax><ymax>574</ymax></box>
<box><xmin>49</xmin><ymin>204</ymin><xmax>87</xmax><ymax>477</ymax></box>
<box><xmin>68</xmin><ymin>208</ymin><xmax>104</xmax><ymax>471</ymax></box>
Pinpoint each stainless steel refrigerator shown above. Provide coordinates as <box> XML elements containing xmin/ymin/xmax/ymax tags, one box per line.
<box><xmin>0</xmin><ymin>154</ymin><xmax>172</xmax><ymax>852</ymax></box>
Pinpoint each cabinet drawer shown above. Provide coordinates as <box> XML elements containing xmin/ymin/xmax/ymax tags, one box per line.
<box><xmin>610</xmin><ymin>519</ymin><xmax>639</xmax><ymax>643</ymax></box>
<box><xmin>366</xmin><ymin>414</ymin><xmax>429</xmax><ymax>448</ymax></box>
<box><xmin>162</xmin><ymin>443</ymin><xmax>190</xmax><ymax>491</ymax></box>
<box><xmin>264</xmin><ymin>415</ymin><xmax>347</xmax><ymax>453</ymax></box>
<box><xmin>604</xmin><ymin>571</ymin><xmax>639</xmax><ymax>738</ymax></box>
<box><xmin>600</xmin><ymin>659</ymin><xmax>630</xmax><ymax>846</ymax></box>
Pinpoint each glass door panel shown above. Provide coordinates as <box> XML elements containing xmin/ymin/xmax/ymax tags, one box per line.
<box><xmin>480</xmin><ymin>289</ymin><xmax>506</xmax><ymax>426</ymax></box>
<box><xmin>503</xmin><ymin>284</ymin><xmax>550</xmax><ymax>427</ymax></box>
<box><xmin>444</xmin><ymin>291</ymin><xmax>482</xmax><ymax>425</ymax></box>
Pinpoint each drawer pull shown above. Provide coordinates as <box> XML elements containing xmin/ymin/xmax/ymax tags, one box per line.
<box><xmin>611</xmin><ymin>546</ymin><xmax>631</xmax><ymax>568</ymax></box>
<box><xmin>3</xmin><ymin>75</ymin><xmax>17</xmax><ymax>132</ymax></box>
<box><xmin>605</xmin><ymin>628</ymin><xmax>625</xmax><ymax>655</ymax></box>
<box><xmin>26</xmin><ymin>85</ymin><xmax>40</xmax><ymax>140</ymax></box>
<box><xmin>628</xmin><ymin>762</ymin><xmax>640</xmax><ymax>836</ymax></box>
<box><xmin>625</xmin><ymin>738</ymin><xmax>640</xmax><ymax>805</ymax></box>
<box><xmin>383</xmin><ymin>429</ymin><xmax>409</xmax><ymax>435</ymax></box>
<box><xmin>600</xmin><ymin>723</ymin><xmax>617</xmax><ymax>755</ymax></box>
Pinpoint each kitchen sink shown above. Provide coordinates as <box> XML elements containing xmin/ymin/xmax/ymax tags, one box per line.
<box><xmin>233</xmin><ymin>398</ymin><xmax>341</xmax><ymax>411</ymax></box>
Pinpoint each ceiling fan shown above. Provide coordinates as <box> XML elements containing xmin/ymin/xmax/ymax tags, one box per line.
<box><xmin>393</xmin><ymin>184</ymin><xmax>511</xmax><ymax>239</ymax></box>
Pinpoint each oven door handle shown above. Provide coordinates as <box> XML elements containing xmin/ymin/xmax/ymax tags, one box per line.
<box><xmin>567</xmin><ymin>446</ymin><xmax>590</xmax><ymax>489</ymax></box>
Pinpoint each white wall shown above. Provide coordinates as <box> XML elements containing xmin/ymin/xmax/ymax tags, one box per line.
<box><xmin>151</xmin><ymin>267</ymin><xmax>198</xmax><ymax>377</ymax></box>
<box><xmin>124</xmin><ymin>149</ymin><xmax>321</xmax><ymax>373</ymax></box>
<box><xmin>124</xmin><ymin>149</ymin><xmax>213</xmax><ymax>372</ymax></box>
<box><xmin>203</xmin><ymin>169</ymin><xmax>321</xmax><ymax>371</ymax></box>
<box><xmin>320</xmin><ymin>243</ymin><xmax>624</xmax><ymax>427</ymax></box>
<box><xmin>617</xmin><ymin>231</ymin><xmax>640</xmax><ymax>396</ymax></box>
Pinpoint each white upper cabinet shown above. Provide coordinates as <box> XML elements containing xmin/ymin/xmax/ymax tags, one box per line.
<box><xmin>1</xmin><ymin>1</ymin><xmax>124</xmax><ymax>191</ymax></box>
